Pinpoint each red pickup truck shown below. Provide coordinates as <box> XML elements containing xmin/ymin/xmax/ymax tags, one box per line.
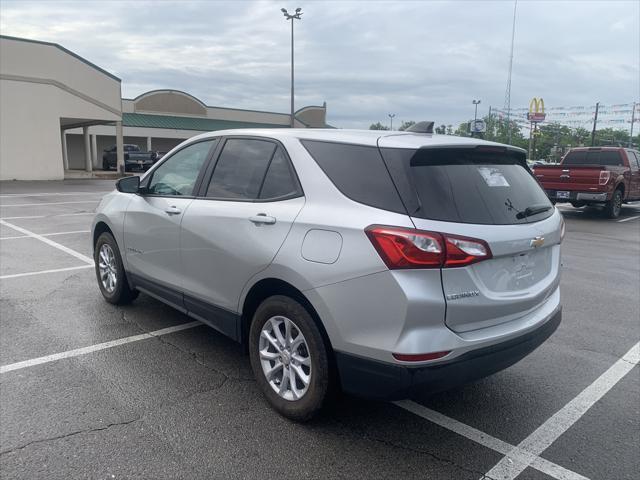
<box><xmin>533</xmin><ymin>147</ymin><xmax>640</xmax><ymax>218</ymax></box>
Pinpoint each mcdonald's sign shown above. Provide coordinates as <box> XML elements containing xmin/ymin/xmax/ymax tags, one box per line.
<box><xmin>527</xmin><ymin>98</ymin><xmax>546</xmax><ymax>123</ymax></box>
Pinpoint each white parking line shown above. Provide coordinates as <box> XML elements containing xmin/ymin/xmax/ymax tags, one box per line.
<box><xmin>483</xmin><ymin>341</ymin><xmax>639</xmax><ymax>480</ymax></box>
<box><xmin>0</xmin><ymin>200</ymin><xmax>99</xmax><ymax>207</ymax></box>
<box><xmin>0</xmin><ymin>212</ymin><xmax>94</xmax><ymax>220</ymax></box>
<box><xmin>0</xmin><ymin>192</ymin><xmax>110</xmax><ymax>198</ymax></box>
<box><xmin>0</xmin><ymin>321</ymin><xmax>202</xmax><ymax>374</ymax></box>
<box><xmin>0</xmin><ymin>219</ymin><xmax>93</xmax><ymax>264</ymax></box>
<box><xmin>395</xmin><ymin>401</ymin><xmax>588</xmax><ymax>480</ymax></box>
<box><xmin>0</xmin><ymin>229</ymin><xmax>90</xmax><ymax>240</ymax></box>
<box><xmin>0</xmin><ymin>264</ymin><xmax>93</xmax><ymax>279</ymax></box>
<box><xmin>618</xmin><ymin>215</ymin><xmax>640</xmax><ymax>223</ymax></box>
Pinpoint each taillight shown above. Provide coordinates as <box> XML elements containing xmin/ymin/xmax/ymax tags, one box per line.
<box><xmin>365</xmin><ymin>226</ymin><xmax>492</xmax><ymax>269</ymax></box>
<box><xmin>599</xmin><ymin>170</ymin><xmax>611</xmax><ymax>185</ymax></box>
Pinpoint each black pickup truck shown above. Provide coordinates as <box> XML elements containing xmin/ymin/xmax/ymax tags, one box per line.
<box><xmin>102</xmin><ymin>144</ymin><xmax>157</xmax><ymax>171</ymax></box>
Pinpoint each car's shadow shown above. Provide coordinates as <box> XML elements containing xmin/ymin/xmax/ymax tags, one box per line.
<box><xmin>558</xmin><ymin>203</ymin><xmax>640</xmax><ymax>221</ymax></box>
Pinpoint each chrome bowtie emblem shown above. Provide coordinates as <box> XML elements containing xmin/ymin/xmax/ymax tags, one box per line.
<box><xmin>530</xmin><ymin>236</ymin><xmax>545</xmax><ymax>248</ymax></box>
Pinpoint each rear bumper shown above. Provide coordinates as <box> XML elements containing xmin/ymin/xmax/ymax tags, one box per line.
<box><xmin>335</xmin><ymin>307</ymin><xmax>561</xmax><ymax>400</ymax></box>
<box><xmin>545</xmin><ymin>189</ymin><xmax>609</xmax><ymax>202</ymax></box>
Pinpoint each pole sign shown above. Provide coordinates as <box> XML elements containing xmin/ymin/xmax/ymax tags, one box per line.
<box><xmin>527</xmin><ymin>97</ymin><xmax>546</xmax><ymax>123</ymax></box>
<box><xmin>469</xmin><ymin>119</ymin><xmax>486</xmax><ymax>133</ymax></box>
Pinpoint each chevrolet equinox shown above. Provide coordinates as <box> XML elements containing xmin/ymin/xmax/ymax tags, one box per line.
<box><xmin>92</xmin><ymin>125</ymin><xmax>563</xmax><ymax>421</ymax></box>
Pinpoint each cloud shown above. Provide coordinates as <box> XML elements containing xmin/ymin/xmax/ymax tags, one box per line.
<box><xmin>1</xmin><ymin>0</ymin><xmax>638</xmax><ymax>128</ymax></box>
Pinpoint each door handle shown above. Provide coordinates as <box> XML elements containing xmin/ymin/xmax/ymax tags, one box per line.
<box><xmin>249</xmin><ymin>213</ymin><xmax>276</xmax><ymax>225</ymax></box>
<box><xmin>165</xmin><ymin>205</ymin><xmax>182</xmax><ymax>215</ymax></box>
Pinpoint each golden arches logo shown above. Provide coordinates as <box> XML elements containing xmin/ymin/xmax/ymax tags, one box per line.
<box><xmin>529</xmin><ymin>97</ymin><xmax>545</xmax><ymax>114</ymax></box>
<box><xmin>528</xmin><ymin>98</ymin><xmax>546</xmax><ymax>122</ymax></box>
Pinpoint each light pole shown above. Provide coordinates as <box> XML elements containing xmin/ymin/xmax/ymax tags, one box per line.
<box><xmin>472</xmin><ymin>99</ymin><xmax>481</xmax><ymax>136</ymax></box>
<box><xmin>388</xmin><ymin>113</ymin><xmax>395</xmax><ymax>130</ymax></box>
<box><xmin>281</xmin><ymin>8</ymin><xmax>302</xmax><ymax>128</ymax></box>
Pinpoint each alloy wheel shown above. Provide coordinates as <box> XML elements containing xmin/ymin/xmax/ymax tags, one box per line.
<box><xmin>98</xmin><ymin>243</ymin><xmax>118</xmax><ymax>293</ymax></box>
<box><xmin>259</xmin><ymin>315</ymin><xmax>312</xmax><ymax>401</ymax></box>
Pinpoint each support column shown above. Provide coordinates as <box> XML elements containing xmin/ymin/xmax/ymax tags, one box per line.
<box><xmin>115</xmin><ymin>121</ymin><xmax>124</xmax><ymax>174</ymax></box>
<box><xmin>61</xmin><ymin>130</ymin><xmax>69</xmax><ymax>170</ymax></box>
<box><xmin>146</xmin><ymin>136</ymin><xmax>152</xmax><ymax>152</ymax></box>
<box><xmin>91</xmin><ymin>134</ymin><xmax>98</xmax><ymax>168</ymax></box>
<box><xmin>83</xmin><ymin>126</ymin><xmax>92</xmax><ymax>172</ymax></box>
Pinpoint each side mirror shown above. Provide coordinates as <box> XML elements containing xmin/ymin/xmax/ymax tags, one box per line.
<box><xmin>116</xmin><ymin>176</ymin><xmax>141</xmax><ymax>194</ymax></box>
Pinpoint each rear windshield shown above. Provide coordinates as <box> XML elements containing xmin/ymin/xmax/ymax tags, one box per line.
<box><xmin>562</xmin><ymin>150</ymin><xmax>623</xmax><ymax>166</ymax></box>
<box><xmin>380</xmin><ymin>147</ymin><xmax>553</xmax><ymax>225</ymax></box>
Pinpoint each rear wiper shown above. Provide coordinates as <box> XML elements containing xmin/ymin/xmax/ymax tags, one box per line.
<box><xmin>516</xmin><ymin>204</ymin><xmax>552</xmax><ymax>219</ymax></box>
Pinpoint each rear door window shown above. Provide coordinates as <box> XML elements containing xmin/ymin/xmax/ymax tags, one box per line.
<box><xmin>259</xmin><ymin>147</ymin><xmax>301</xmax><ymax>200</ymax></box>
<box><xmin>626</xmin><ymin>151</ymin><xmax>640</xmax><ymax>171</ymax></box>
<box><xmin>206</xmin><ymin>139</ymin><xmax>276</xmax><ymax>200</ymax></box>
<box><xmin>380</xmin><ymin>147</ymin><xmax>553</xmax><ymax>225</ymax></box>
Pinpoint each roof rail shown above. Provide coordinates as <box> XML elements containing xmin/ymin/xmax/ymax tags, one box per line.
<box><xmin>405</xmin><ymin>121</ymin><xmax>434</xmax><ymax>134</ymax></box>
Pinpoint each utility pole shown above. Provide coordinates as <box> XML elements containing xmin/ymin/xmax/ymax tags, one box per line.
<box><xmin>591</xmin><ymin>102</ymin><xmax>599</xmax><ymax>146</ymax></box>
<box><xmin>630</xmin><ymin>102</ymin><xmax>636</xmax><ymax>148</ymax></box>
<box><xmin>388</xmin><ymin>113</ymin><xmax>395</xmax><ymax>130</ymax></box>
<box><xmin>281</xmin><ymin>8</ymin><xmax>303</xmax><ymax>127</ymax></box>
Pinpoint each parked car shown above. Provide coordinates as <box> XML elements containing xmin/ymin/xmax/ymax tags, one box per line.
<box><xmin>533</xmin><ymin>147</ymin><xmax>640</xmax><ymax>218</ymax></box>
<box><xmin>102</xmin><ymin>144</ymin><xmax>157</xmax><ymax>171</ymax></box>
<box><xmin>92</xmin><ymin>128</ymin><xmax>564</xmax><ymax>421</ymax></box>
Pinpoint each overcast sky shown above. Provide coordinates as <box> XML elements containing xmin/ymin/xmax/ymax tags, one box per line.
<box><xmin>1</xmin><ymin>0</ymin><xmax>638</xmax><ymax>128</ymax></box>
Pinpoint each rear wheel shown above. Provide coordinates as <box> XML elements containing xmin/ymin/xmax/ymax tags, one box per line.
<box><xmin>570</xmin><ymin>201</ymin><xmax>585</xmax><ymax>208</ymax></box>
<box><xmin>94</xmin><ymin>232</ymin><xmax>138</xmax><ymax>304</ymax></box>
<box><xmin>604</xmin><ymin>189</ymin><xmax>622</xmax><ymax>218</ymax></box>
<box><xmin>249</xmin><ymin>295</ymin><xmax>331</xmax><ymax>421</ymax></box>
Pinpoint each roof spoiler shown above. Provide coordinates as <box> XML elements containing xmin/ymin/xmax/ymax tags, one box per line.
<box><xmin>406</xmin><ymin>121</ymin><xmax>434</xmax><ymax>134</ymax></box>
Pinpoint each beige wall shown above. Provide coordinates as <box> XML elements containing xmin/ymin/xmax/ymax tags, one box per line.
<box><xmin>0</xmin><ymin>37</ymin><xmax>121</xmax><ymax>113</ymax></box>
<box><xmin>0</xmin><ymin>37</ymin><xmax>121</xmax><ymax>180</ymax></box>
<box><xmin>122</xmin><ymin>91</ymin><xmax>328</xmax><ymax>127</ymax></box>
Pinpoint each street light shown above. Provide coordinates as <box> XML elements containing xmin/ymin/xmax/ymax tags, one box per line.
<box><xmin>388</xmin><ymin>113</ymin><xmax>395</xmax><ymax>130</ymax></box>
<box><xmin>281</xmin><ymin>7</ymin><xmax>303</xmax><ymax>128</ymax></box>
<box><xmin>472</xmin><ymin>99</ymin><xmax>481</xmax><ymax>137</ymax></box>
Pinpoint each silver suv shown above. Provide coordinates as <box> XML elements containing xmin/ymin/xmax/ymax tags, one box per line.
<box><xmin>92</xmin><ymin>127</ymin><xmax>564</xmax><ymax>420</ymax></box>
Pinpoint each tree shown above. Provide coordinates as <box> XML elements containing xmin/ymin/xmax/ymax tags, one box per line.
<box><xmin>481</xmin><ymin>115</ymin><xmax>527</xmax><ymax>150</ymax></box>
<box><xmin>398</xmin><ymin>120</ymin><xmax>416</xmax><ymax>131</ymax></box>
<box><xmin>454</xmin><ymin>122</ymin><xmax>470</xmax><ymax>137</ymax></box>
<box><xmin>435</xmin><ymin>124</ymin><xmax>446</xmax><ymax>134</ymax></box>
<box><xmin>369</xmin><ymin>122</ymin><xmax>389</xmax><ymax>130</ymax></box>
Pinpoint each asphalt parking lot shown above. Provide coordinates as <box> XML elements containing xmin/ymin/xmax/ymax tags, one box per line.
<box><xmin>0</xmin><ymin>180</ymin><xmax>638</xmax><ymax>480</ymax></box>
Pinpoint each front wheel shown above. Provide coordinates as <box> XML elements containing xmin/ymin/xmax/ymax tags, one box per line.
<box><xmin>249</xmin><ymin>296</ymin><xmax>331</xmax><ymax>422</ymax></box>
<box><xmin>604</xmin><ymin>189</ymin><xmax>622</xmax><ymax>219</ymax></box>
<box><xmin>94</xmin><ymin>232</ymin><xmax>138</xmax><ymax>304</ymax></box>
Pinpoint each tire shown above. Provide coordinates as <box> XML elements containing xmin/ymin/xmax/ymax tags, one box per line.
<box><xmin>570</xmin><ymin>201</ymin><xmax>585</xmax><ymax>208</ymax></box>
<box><xmin>249</xmin><ymin>295</ymin><xmax>331</xmax><ymax>421</ymax></box>
<box><xmin>94</xmin><ymin>232</ymin><xmax>138</xmax><ymax>304</ymax></box>
<box><xmin>604</xmin><ymin>189</ymin><xmax>623</xmax><ymax>219</ymax></box>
